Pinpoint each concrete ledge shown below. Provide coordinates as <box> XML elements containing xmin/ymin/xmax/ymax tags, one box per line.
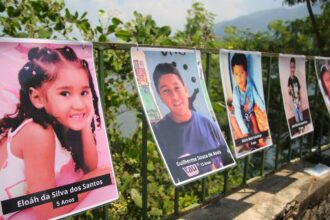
<box><xmin>179</xmin><ymin>160</ymin><xmax>330</xmax><ymax>220</ymax></box>
<box><xmin>274</xmin><ymin>163</ymin><xmax>330</xmax><ymax>219</ymax></box>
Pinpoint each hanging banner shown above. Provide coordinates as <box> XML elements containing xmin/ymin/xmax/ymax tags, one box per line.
<box><xmin>219</xmin><ymin>49</ymin><xmax>273</xmax><ymax>158</ymax></box>
<box><xmin>278</xmin><ymin>54</ymin><xmax>314</xmax><ymax>139</ymax></box>
<box><xmin>314</xmin><ymin>57</ymin><xmax>330</xmax><ymax>114</ymax></box>
<box><xmin>131</xmin><ymin>47</ymin><xmax>236</xmax><ymax>186</ymax></box>
<box><xmin>0</xmin><ymin>38</ymin><xmax>118</xmax><ymax>220</ymax></box>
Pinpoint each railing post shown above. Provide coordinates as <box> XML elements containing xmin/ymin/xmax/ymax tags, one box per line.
<box><xmin>265</xmin><ymin>57</ymin><xmax>272</xmax><ymax>113</ymax></box>
<box><xmin>288</xmin><ymin>141</ymin><xmax>292</xmax><ymax>163</ymax></box>
<box><xmin>260</xmin><ymin>150</ymin><xmax>265</xmax><ymax>177</ymax></box>
<box><xmin>174</xmin><ymin>187</ymin><xmax>179</xmax><ymax>216</ymax></box>
<box><xmin>260</xmin><ymin>56</ymin><xmax>272</xmax><ymax>176</ymax></box>
<box><xmin>223</xmin><ymin>170</ymin><xmax>228</xmax><ymax>195</ymax></box>
<box><xmin>97</xmin><ymin>48</ymin><xmax>106</xmax><ymax>111</ymax></box>
<box><xmin>200</xmin><ymin>52</ymin><xmax>211</xmax><ymax>203</ymax></box>
<box><xmin>142</xmin><ymin>114</ymin><xmax>148</xmax><ymax>220</ymax></box>
<box><xmin>201</xmin><ymin>178</ymin><xmax>206</xmax><ymax>203</ymax></box>
<box><xmin>96</xmin><ymin>48</ymin><xmax>110</xmax><ymax>220</ymax></box>
<box><xmin>310</xmin><ymin>70</ymin><xmax>319</xmax><ymax>150</ymax></box>
<box><xmin>275</xmin><ymin>98</ymin><xmax>283</xmax><ymax>170</ymax></box>
<box><xmin>205</xmin><ymin>52</ymin><xmax>211</xmax><ymax>89</ymax></box>
<box><xmin>243</xmin><ymin>156</ymin><xmax>249</xmax><ymax>185</ymax></box>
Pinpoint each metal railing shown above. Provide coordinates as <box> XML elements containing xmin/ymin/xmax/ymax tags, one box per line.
<box><xmin>92</xmin><ymin>42</ymin><xmax>329</xmax><ymax>220</ymax></box>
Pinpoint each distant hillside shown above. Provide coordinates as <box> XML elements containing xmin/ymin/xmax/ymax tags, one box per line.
<box><xmin>214</xmin><ymin>4</ymin><xmax>322</xmax><ymax>36</ymax></box>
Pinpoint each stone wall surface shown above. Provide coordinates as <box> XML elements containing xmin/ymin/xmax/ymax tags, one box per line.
<box><xmin>179</xmin><ymin>160</ymin><xmax>330</xmax><ymax>220</ymax></box>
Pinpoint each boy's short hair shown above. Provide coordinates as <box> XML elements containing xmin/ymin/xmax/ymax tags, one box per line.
<box><xmin>231</xmin><ymin>53</ymin><xmax>247</xmax><ymax>72</ymax></box>
<box><xmin>290</xmin><ymin>57</ymin><xmax>295</xmax><ymax>64</ymax></box>
<box><xmin>153</xmin><ymin>63</ymin><xmax>184</xmax><ymax>93</ymax></box>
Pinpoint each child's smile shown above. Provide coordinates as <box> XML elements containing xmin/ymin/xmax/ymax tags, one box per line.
<box><xmin>157</xmin><ymin>73</ymin><xmax>192</xmax><ymax>123</ymax></box>
<box><xmin>40</xmin><ymin>64</ymin><xmax>93</xmax><ymax>131</ymax></box>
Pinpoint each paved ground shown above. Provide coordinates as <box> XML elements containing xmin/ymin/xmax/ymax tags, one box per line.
<box><xmin>179</xmin><ymin>158</ymin><xmax>330</xmax><ymax>220</ymax></box>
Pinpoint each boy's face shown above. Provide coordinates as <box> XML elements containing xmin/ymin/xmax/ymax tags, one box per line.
<box><xmin>290</xmin><ymin>62</ymin><xmax>296</xmax><ymax>77</ymax></box>
<box><xmin>232</xmin><ymin>64</ymin><xmax>247</xmax><ymax>91</ymax></box>
<box><xmin>39</xmin><ymin>65</ymin><xmax>93</xmax><ymax>131</ymax></box>
<box><xmin>157</xmin><ymin>73</ymin><xmax>190</xmax><ymax>122</ymax></box>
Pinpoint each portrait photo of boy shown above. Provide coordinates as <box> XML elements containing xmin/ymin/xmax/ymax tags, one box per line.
<box><xmin>279</xmin><ymin>54</ymin><xmax>314</xmax><ymax>139</ymax></box>
<box><xmin>131</xmin><ymin>47</ymin><xmax>235</xmax><ymax>186</ymax></box>
<box><xmin>220</xmin><ymin>50</ymin><xmax>273</xmax><ymax>158</ymax></box>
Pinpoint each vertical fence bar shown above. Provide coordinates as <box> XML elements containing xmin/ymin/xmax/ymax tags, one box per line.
<box><xmin>260</xmin><ymin>151</ymin><xmax>265</xmax><ymax>177</ymax></box>
<box><xmin>219</xmin><ymin>52</ymin><xmax>231</xmax><ymax>196</ymax></box>
<box><xmin>265</xmin><ymin>57</ymin><xmax>272</xmax><ymax>112</ymax></box>
<box><xmin>142</xmin><ymin>114</ymin><xmax>148</xmax><ymax>220</ymax></box>
<box><xmin>318</xmin><ymin>115</ymin><xmax>324</xmax><ymax>147</ymax></box>
<box><xmin>97</xmin><ymin>48</ymin><xmax>106</xmax><ymax>111</ymax></box>
<box><xmin>260</xmin><ymin>56</ymin><xmax>272</xmax><ymax>176</ymax></box>
<box><xmin>299</xmin><ymin>138</ymin><xmax>303</xmax><ymax>158</ymax></box>
<box><xmin>275</xmin><ymin>92</ymin><xmax>283</xmax><ymax>170</ymax></box>
<box><xmin>287</xmin><ymin>54</ymin><xmax>293</xmax><ymax>163</ymax></box>
<box><xmin>174</xmin><ymin>187</ymin><xmax>179</xmax><ymax>216</ymax></box>
<box><xmin>288</xmin><ymin>141</ymin><xmax>292</xmax><ymax>163</ymax></box>
<box><xmin>301</xmin><ymin>59</ymin><xmax>310</xmax><ymax>157</ymax></box>
<box><xmin>201</xmin><ymin>52</ymin><xmax>211</xmax><ymax>203</ymax></box>
<box><xmin>223</xmin><ymin>170</ymin><xmax>228</xmax><ymax>195</ymax></box>
<box><xmin>97</xmin><ymin>48</ymin><xmax>110</xmax><ymax>220</ymax></box>
<box><xmin>310</xmin><ymin>70</ymin><xmax>319</xmax><ymax>151</ymax></box>
<box><xmin>243</xmin><ymin>156</ymin><xmax>249</xmax><ymax>185</ymax></box>
<box><xmin>201</xmin><ymin>178</ymin><xmax>206</xmax><ymax>203</ymax></box>
<box><xmin>224</xmin><ymin>123</ymin><xmax>231</xmax><ymax>194</ymax></box>
<box><xmin>307</xmin><ymin>60</ymin><xmax>313</xmax><ymax>152</ymax></box>
<box><xmin>205</xmin><ymin>52</ymin><xmax>211</xmax><ymax>89</ymax></box>
<box><xmin>223</xmin><ymin>124</ymin><xmax>231</xmax><ymax>195</ymax></box>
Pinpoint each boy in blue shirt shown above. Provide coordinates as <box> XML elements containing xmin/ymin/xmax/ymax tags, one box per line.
<box><xmin>152</xmin><ymin>63</ymin><xmax>234</xmax><ymax>184</ymax></box>
<box><xmin>231</xmin><ymin>53</ymin><xmax>267</xmax><ymax>149</ymax></box>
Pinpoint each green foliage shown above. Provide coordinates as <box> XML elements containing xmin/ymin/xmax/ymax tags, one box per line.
<box><xmin>115</xmin><ymin>11</ymin><xmax>172</xmax><ymax>44</ymax></box>
<box><xmin>282</xmin><ymin>0</ymin><xmax>326</xmax><ymax>6</ymax></box>
<box><xmin>0</xmin><ymin>0</ymin><xmax>125</xmax><ymax>41</ymax></box>
<box><xmin>174</xmin><ymin>2</ymin><xmax>216</xmax><ymax>47</ymax></box>
<box><xmin>1</xmin><ymin>0</ymin><xmax>329</xmax><ymax>219</ymax></box>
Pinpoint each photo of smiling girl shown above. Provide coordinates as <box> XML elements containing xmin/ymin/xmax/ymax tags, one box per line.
<box><xmin>314</xmin><ymin>57</ymin><xmax>330</xmax><ymax>114</ymax></box>
<box><xmin>0</xmin><ymin>39</ymin><xmax>117</xmax><ymax>220</ymax></box>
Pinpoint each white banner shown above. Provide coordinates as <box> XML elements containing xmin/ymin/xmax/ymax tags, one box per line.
<box><xmin>131</xmin><ymin>47</ymin><xmax>236</xmax><ymax>186</ymax></box>
<box><xmin>314</xmin><ymin>56</ymin><xmax>330</xmax><ymax>114</ymax></box>
<box><xmin>0</xmin><ymin>38</ymin><xmax>118</xmax><ymax>220</ymax></box>
<box><xmin>219</xmin><ymin>49</ymin><xmax>273</xmax><ymax>158</ymax></box>
<box><xmin>278</xmin><ymin>54</ymin><xmax>314</xmax><ymax>139</ymax></box>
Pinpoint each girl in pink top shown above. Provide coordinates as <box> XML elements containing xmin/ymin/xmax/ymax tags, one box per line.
<box><xmin>0</xmin><ymin>46</ymin><xmax>108</xmax><ymax>219</ymax></box>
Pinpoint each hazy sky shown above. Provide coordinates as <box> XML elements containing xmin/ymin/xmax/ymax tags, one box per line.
<box><xmin>65</xmin><ymin>0</ymin><xmax>294</xmax><ymax>32</ymax></box>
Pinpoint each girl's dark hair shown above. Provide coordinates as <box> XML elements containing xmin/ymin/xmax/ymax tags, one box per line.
<box><xmin>0</xmin><ymin>46</ymin><xmax>101</xmax><ymax>172</ymax></box>
<box><xmin>320</xmin><ymin>65</ymin><xmax>330</xmax><ymax>97</ymax></box>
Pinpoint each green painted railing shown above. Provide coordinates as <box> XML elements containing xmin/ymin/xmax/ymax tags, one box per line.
<box><xmin>93</xmin><ymin>42</ymin><xmax>329</xmax><ymax>220</ymax></box>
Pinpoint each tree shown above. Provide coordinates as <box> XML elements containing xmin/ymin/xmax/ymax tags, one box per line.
<box><xmin>282</xmin><ymin>0</ymin><xmax>328</xmax><ymax>54</ymax></box>
<box><xmin>174</xmin><ymin>2</ymin><xmax>216</xmax><ymax>47</ymax></box>
<box><xmin>115</xmin><ymin>11</ymin><xmax>172</xmax><ymax>45</ymax></box>
<box><xmin>0</xmin><ymin>0</ymin><xmax>123</xmax><ymax>41</ymax></box>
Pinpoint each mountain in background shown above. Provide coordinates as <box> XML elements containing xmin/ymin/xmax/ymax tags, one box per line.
<box><xmin>214</xmin><ymin>4</ymin><xmax>322</xmax><ymax>36</ymax></box>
